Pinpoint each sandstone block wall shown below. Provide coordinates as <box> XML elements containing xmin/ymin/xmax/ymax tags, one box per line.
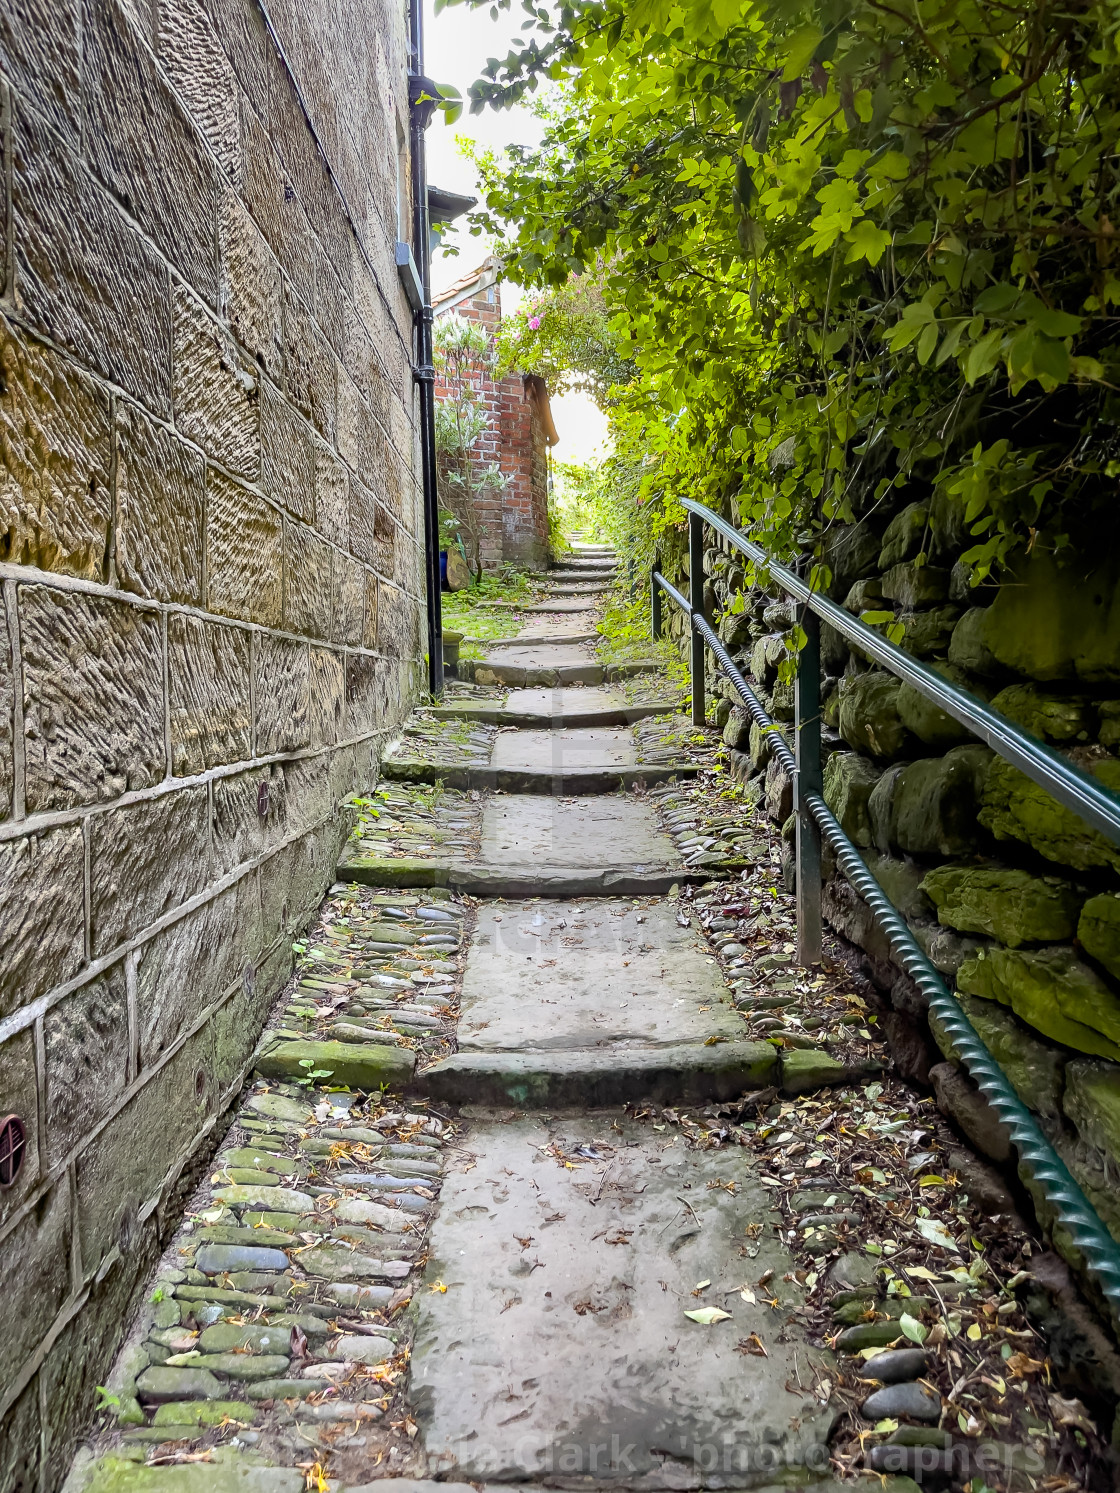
<box><xmin>0</xmin><ymin>0</ymin><xmax>423</xmax><ymax>1483</ymax></box>
<box><xmin>677</xmin><ymin>507</ymin><xmax>1120</xmax><ymax>1292</ymax></box>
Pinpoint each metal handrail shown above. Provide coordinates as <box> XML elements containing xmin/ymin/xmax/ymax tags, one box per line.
<box><xmin>681</xmin><ymin>497</ymin><xmax>1120</xmax><ymax>847</ymax></box>
<box><xmin>651</xmin><ymin>506</ymin><xmax>1120</xmax><ymax>1325</ymax></box>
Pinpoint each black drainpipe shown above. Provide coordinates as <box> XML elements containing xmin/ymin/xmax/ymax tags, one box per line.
<box><xmin>407</xmin><ymin>1</ymin><xmax>443</xmax><ymax>697</ymax></box>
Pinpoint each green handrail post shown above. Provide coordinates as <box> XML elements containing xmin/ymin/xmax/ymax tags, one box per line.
<box><xmin>689</xmin><ymin>511</ymin><xmax>705</xmax><ymax>727</ymax></box>
<box><xmin>651</xmin><ymin>560</ymin><xmax>663</xmax><ymax>640</ymax></box>
<box><xmin>795</xmin><ymin>607</ymin><xmax>822</xmax><ymax>967</ymax></box>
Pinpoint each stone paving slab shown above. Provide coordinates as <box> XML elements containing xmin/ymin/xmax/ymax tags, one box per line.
<box><xmin>489</xmin><ymin>726</ymin><xmax>636</xmax><ymax>774</ymax></box>
<box><xmin>429</xmin><ymin>690</ymin><xmax>680</xmax><ymax>728</ymax></box>
<box><xmin>455</xmin><ymin>900</ymin><xmax>744</xmax><ymax>1054</ymax></box>
<box><xmin>412</xmin><ymin>1114</ymin><xmax>837</xmax><ymax>1487</ymax></box>
<box><xmin>479</xmin><ymin>795</ymin><xmax>679</xmax><ymax>869</ymax></box>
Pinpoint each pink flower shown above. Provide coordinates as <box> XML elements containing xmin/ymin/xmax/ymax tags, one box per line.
<box><xmin>528</xmin><ymin>316</ymin><xmax>541</xmax><ymax>330</ymax></box>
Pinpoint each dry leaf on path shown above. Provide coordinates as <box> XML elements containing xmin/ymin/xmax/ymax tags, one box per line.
<box><xmin>685</xmin><ymin>1306</ymin><xmax>733</xmax><ymax>1325</ymax></box>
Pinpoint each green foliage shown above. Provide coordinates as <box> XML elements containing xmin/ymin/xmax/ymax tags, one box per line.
<box><xmin>491</xmin><ymin>274</ymin><xmax>636</xmax><ymax>402</ymax></box>
<box><xmin>446</xmin><ymin>0</ymin><xmax>1120</xmax><ymax>583</ymax></box>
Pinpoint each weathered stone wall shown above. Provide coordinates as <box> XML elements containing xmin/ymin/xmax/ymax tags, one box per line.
<box><xmin>678</xmin><ymin>505</ymin><xmax>1120</xmax><ymax>1291</ymax></box>
<box><xmin>0</xmin><ymin>0</ymin><xmax>423</xmax><ymax>1482</ymax></box>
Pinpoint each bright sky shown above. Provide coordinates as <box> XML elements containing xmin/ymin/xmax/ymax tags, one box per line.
<box><xmin>423</xmin><ymin>0</ymin><xmax>610</xmax><ymax>465</ymax></box>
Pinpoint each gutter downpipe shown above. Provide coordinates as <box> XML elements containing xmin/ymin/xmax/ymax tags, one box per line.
<box><xmin>408</xmin><ymin>0</ymin><xmax>443</xmax><ymax>697</ymax></box>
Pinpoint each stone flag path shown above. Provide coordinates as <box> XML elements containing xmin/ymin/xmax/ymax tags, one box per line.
<box><xmin>65</xmin><ymin>544</ymin><xmax>1094</xmax><ymax>1491</ymax></box>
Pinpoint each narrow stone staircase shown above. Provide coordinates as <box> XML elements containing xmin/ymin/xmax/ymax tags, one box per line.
<box><xmin>63</xmin><ymin>543</ymin><xmax>1085</xmax><ymax>1492</ymax></box>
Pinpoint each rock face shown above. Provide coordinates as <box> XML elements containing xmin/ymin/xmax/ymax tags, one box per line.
<box><xmin>921</xmin><ymin>865</ymin><xmax>1082</xmax><ymax>947</ymax></box>
<box><xmin>838</xmin><ymin>672</ymin><xmax>911</xmax><ymax>759</ymax></box>
<box><xmin>0</xmin><ymin>0</ymin><xmax>423</xmax><ymax>1469</ymax></box>
<box><xmin>957</xmin><ymin>948</ymin><xmax>1120</xmax><ymax>1062</ymax></box>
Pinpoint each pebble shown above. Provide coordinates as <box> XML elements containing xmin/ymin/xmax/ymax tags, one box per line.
<box><xmin>197</xmin><ymin>1225</ymin><xmax>296</xmax><ymax>1248</ymax></box>
<box><xmin>198</xmin><ymin>1324</ymin><xmax>292</xmax><ymax>1355</ymax></box>
<box><xmin>861</xmin><ymin>1347</ymin><xmax>931</xmax><ymax>1384</ymax></box>
<box><xmin>191</xmin><ymin>1353</ymin><xmax>292</xmax><ymax>1381</ymax></box>
<box><xmin>213</xmin><ymin>1184</ymin><xmax>314</xmax><ymax>1213</ymax></box>
<box><xmin>136</xmin><ymin>1366</ymin><xmax>224</xmax><ymax>1403</ymax></box>
<box><xmin>151</xmin><ymin>1400</ymin><xmax>255</xmax><ymax>1428</ymax></box>
<box><xmin>195</xmin><ymin>1244</ymin><xmax>290</xmax><ymax>1275</ymax></box>
<box><xmin>324</xmin><ymin>1283</ymin><xmax>396</xmax><ymax>1310</ymax></box>
<box><xmin>861</xmin><ymin>1381</ymin><xmax>942</xmax><ymax>1422</ymax></box>
<box><xmin>835</xmin><ymin>1321</ymin><xmax>903</xmax><ymax>1350</ymax></box>
<box><xmin>245</xmin><ymin>1377</ymin><xmax>331</xmax><ymax>1400</ymax></box>
<box><xmin>297</xmin><ymin>1242</ymin><xmax>405</xmax><ymax>1281</ymax></box>
<box><xmin>296</xmin><ymin>1401</ymin><xmax>384</xmax><ymax>1422</ymax></box>
<box><xmin>245</xmin><ymin>1094</ymin><xmax>316</xmax><ymax>1124</ymax></box>
<box><xmin>321</xmin><ymin>1334</ymin><xmax>396</xmax><ymax>1365</ymax></box>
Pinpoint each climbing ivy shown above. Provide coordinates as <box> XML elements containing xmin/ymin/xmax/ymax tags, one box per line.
<box><xmin>439</xmin><ymin>0</ymin><xmax>1120</xmax><ymax>583</ymax></box>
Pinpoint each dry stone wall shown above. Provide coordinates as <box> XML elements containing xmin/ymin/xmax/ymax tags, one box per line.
<box><xmin>678</xmin><ymin>506</ymin><xmax>1120</xmax><ymax>1293</ymax></box>
<box><xmin>0</xmin><ymin>0</ymin><xmax>423</xmax><ymax>1483</ymax></box>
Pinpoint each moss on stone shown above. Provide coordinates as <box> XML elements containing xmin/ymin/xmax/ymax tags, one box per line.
<box><xmin>823</xmin><ymin>751</ymin><xmax>882</xmax><ymax>847</ymax></box>
<box><xmin>838</xmin><ymin>672</ymin><xmax>911</xmax><ymax>759</ymax></box>
<box><xmin>957</xmin><ymin>946</ymin><xmax>1120</xmax><ymax>1062</ymax></box>
<box><xmin>989</xmin><ymin>683</ymin><xmax>1094</xmax><ymax>743</ymax></box>
<box><xmin>979</xmin><ymin>756</ymin><xmax>1120</xmax><ymax>873</ymax></box>
<box><xmin>961</xmin><ymin>550</ymin><xmax>1120</xmax><ymax>684</ymax></box>
<box><xmin>881</xmin><ymin>561</ymin><xmax>950</xmax><ymax>609</ymax></box>
<box><xmin>895</xmin><ymin>662</ymin><xmax>975</xmax><ymax>748</ymax></box>
<box><xmin>948</xmin><ymin>607</ymin><xmax>1003</xmax><ymax>678</ymax></box>
<box><xmin>928</xmin><ymin>991</ymin><xmax>1065</xmax><ymax>1119</ymax></box>
<box><xmin>1063</xmin><ymin>1059</ymin><xmax>1120</xmax><ymax>1159</ymax></box>
<box><xmin>877</xmin><ymin>503</ymin><xmax>928</xmax><ymax>570</ymax></box>
<box><xmin>922</xmin><ymin>864</ymin><xmax>1082</xmax><ymax>948</ymax></box>
<box><xmin>1078</xmin><ymin>893</ymin><xmax>1120</xmax><ymax>980</ymax></box>
<box><xmin>875</xmin><ymin>745</ymin><xmax>993</xmax><ymax>857</ymax></box>
<box><xmin>255</xmin><ymin>1038</ymin><xmax>415</xmax><ymax>1089</ymax></box>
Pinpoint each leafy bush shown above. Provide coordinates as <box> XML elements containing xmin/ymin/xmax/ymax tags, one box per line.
<box><xmin>442</xmin><ymin>0</ymin><xmax>1120</xmax><ymax>585</ymax></box>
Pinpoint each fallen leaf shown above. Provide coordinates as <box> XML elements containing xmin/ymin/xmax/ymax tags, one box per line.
<box><xmin>906</xmin><ymin>1266</ymin><xmax>942</xmax><ymax>1282</ymax></box>
<box><xmin>967</xmin><ymin>1322</ymin><xmax>983</xmax><ymax>1341</ymax></box>
<box><xmin>691</xmin><ymin>1279</ymin><xmax>711</xmax><ymax>1295</ymax></box>
<box><xmin>736</xmin><ymin>1332</ymin><xmax>768</xmax><ymax>1356</ymax></box>
<box><xmin>899</xmin><ymin>1313</ymin><xmax>927</xmax><ymax>1345</ymax></box>
<box><xmin>740</xmin><ymin>1286</ymin><xmax>756</xmax><ymax>1305</ymax></box>
<box><xmin>685</xmin><ymin>1306</ymin><xmax>733</xmax><ymax>1325</ymax></box>
<box><xmin>916</xmin><ymin>1217</ymin><xmax>959</xmax><ymax>1252</ymax></box>
<box><xmin>1006</xmin><ymin>1352</ymin><xmax>1046</xmax><ymax>1378</ymax></box>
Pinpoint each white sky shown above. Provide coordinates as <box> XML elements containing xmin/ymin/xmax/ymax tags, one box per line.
<box><xmin>423</xmin><ymin>0</ymin><xmax>610</xmax><ymax>465</ymax></box>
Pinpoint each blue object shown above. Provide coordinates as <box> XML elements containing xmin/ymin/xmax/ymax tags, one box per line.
<box><xmin>439</xmin><ymin>549</ymin><xmax>448</xmax><ymax>589</ymax></box>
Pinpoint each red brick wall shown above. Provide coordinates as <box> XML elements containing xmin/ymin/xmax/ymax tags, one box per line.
<box><xmin>434</xmin><ymin>282</ymin><xmax>550</xmax><ymax>571</ymax></box>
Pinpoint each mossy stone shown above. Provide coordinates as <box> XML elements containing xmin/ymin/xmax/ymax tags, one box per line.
<box><xmin>922</xmin><ymin>864</ymin><xmax>1082</xmax><ymax>948</ymax></box>
<box><xmin>878</xmin><ymin>503</ymin><xmax>929</xmax><ymax>570</ymax></box>
<box><xmin>881</xmin><ymin>561</ymin><xmax>950</xmax><ymax>608</ymax></box>
<box><xmin>961</xmin><ymin>549</ymin><xmax>1120</xmax><ymax>684</ymax></box>
<box><xmin>877</xmin><ymin>745</ymin><xmax>993</xmax><ymax>857</ymax></box>
<box><xmin>979</xmin><ymin>756</ymin><xmax>1120</xmax><ymax>873</ymax></box>
<box><xmin>843</xmin><ymin>578</ymin><xmax>886</xmax><ymax>615</ymax></box>
<box><xmin>838</xmin><ymin>672</ymin><xmax>910</xmax><ymax>759</ymax></box>
<box><xmin>1078</xmin><ymin>894</ymin><xmax>1120</xmax><ymax>980</ymax></box>
<box><xmin>863</xmin><ymin>852</ymin><xmax>934</xmax><ymax>922</ymax></box>
<box><xmin>928</xmin><ymin>992</ymin><xmax>1065</xmax><ymax>1119</ymax></box>
<box><xmin>989</xmin><ymin>683</ymin><xmax>1094</xmax><ymax>744</ymax></box>
<box><xmin>255</xmin><ymin>1039</ymin><xmax>415</xmax><ymax>1089</ymax></box>
<box><xmin>1063</xmin><ymin>1059</ymin><xmax>1120</xmax><ymax>1158</ymax></box>
<box><xmin>151</xmin><ymin>1400</ymin><xmax>256</xmax><ymax>1427</ymax></box>
<box><xmin>825</xmin><ymin>520</ymin><xmax>881</xmax><ymax>598</ymax></box>
<box><xmin>896</xmin><ymin>662</ymin><xmax>975</xmax><ymax>748</ymax></box>
<box><xmin>823</xmin><ymin>752</ymin><xmax>882</xmax><ymax>847</ymax></box>
<box><xmin>957</xmin><ymin>947</ymin><xmax>1120</xmax><ymax>1061</ymax></box>
<box><xmin>896</xmin><ymin>606</ymin><xmax>960</xmax><ymax>660</ymax></box>
<box><xmin>948</xmin><ymin>607</ymin><xmax>1003</xmax><ymax>678</ymax></box>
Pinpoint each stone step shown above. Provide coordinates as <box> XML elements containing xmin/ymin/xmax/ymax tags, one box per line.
<box><xmin>410</xmin><ymin>1114</ymin><xmax>836</xmax><ymax>1484</ymax></box>
<box><xmin>428</xmin><ymin>699</ymin><xmax>679</xmax><ymax>728</ymax></box>
<box><xmin>379</xmin><ymin>759</ymin><xmax>701</xmax><ymax>794</ymax></box>
<box><xmin>333</xmin><ymin>857</ymin><xmax>710</xmax><ymax>897</ymax></box>
<box><xmin>419</xmin><ymin>1040</ymin><xmax>777</xmax><ymax>1107</ymax></box>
